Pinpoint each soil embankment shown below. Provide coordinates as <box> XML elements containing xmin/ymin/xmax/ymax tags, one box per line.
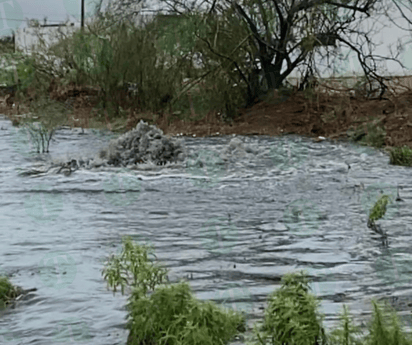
<box><xmin>2</xmin><ymin>85</ymin><xmax>412</xmax><ymax>149</ymax></box>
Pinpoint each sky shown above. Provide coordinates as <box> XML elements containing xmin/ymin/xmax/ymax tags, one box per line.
<box><xmin>0</xmin><ymin>0</ymin><xmax>101</xmax><ymax>30</ymax></box>
<box><xmin>2</xmin><ymin>0</ymin><xmax>412</xmax><ymax>75</ymax></box>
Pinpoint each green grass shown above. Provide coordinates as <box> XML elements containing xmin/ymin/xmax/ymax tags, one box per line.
<box><xmin>0</xmin><ymin>275</ymin><xmax>19</xmax><ymax>308</ymax></box>
<box><xmin>389</xmin><ymin>146</ymin><xmax>412</xmax><ymax>167</ymax></box>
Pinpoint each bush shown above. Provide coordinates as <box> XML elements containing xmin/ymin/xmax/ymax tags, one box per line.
<box><xmin>253</xmin><ymin>271</ymin><xmax>326</xmax><ymax>345</ymax></box>
<box><xmin>32</xmin><ymin>14</ymin><xmax>193</xmax><ymax>118</ymax></box>
<box><xmin>389</xmin><ymin>146</ymin><xmax>412</xmax><ymax>166</ymax></box>
<box><xmin>103</xmin><ymin>244</ymin><xmax>412</xmax><ymax>345</ymax></box>
<box><xmin>360</xmin><ymin>123</ymin><xmax>386</xmax><ymax>148</ymax></box>
<box><xmin>102</xmin><ymin>237</ymin><xmax>245</xmax><ymax>345</ymax></box>
<box><xmin>18</xmin><ymin>97</ymin><xmax>69</xmax><ymax>153</ymax></box>
<box><xmin>127</xmin><ymin>281</ymin><xmax>245</xmax><ymax>344</ymax></box>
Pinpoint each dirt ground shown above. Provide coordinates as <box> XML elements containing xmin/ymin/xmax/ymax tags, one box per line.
<box><xmin>2</xmin><ymin>85</ymin><xmax>412</xmax><ymax>149</ymax></box>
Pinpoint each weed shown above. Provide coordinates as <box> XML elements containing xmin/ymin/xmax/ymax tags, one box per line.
<box><xmin>389</xmin><ymin>146</ymin><xmax>412</xmax><ymax>167</ymax></box>
<box><xmin>360</xmin><ymin>123</ymin><xmax>386</xmax><ymax>148</ymax></box>
<box><xmin>328</xmin><ymin>306</ymin><xmax>364</xmax><ymax>345</ymax></box>
<box><xmin>0</xmin><ymin>275</ymin><xmax>19</xmax><ymax>308</ymax></box>
<box><xmin>364</xmin><ymin>301</ymin><xmax>412</xmax><ymax>345</ymax></box>
<box><xmin>102</xmin><ymin>237</ymin><xmax>245</xmax><ymax>345</ymax></box>
<box><xmin>19</xmin><ymin>97</ymin><xmax>69</xmax><ymax>153</ymax></box>
<box><xmin>368</xmin><ymin>195</ymin><xmax>391</xmax><ymax>224</ymax></box>
<box><xmin>253</xmin><ymin>271</ymin><xmax>326</xmax><ymax>345</ymax></box>
<box><xmin>126</xmin><ymin>281</ymin><xmax>245</xmax><ymax>344</ymax></box>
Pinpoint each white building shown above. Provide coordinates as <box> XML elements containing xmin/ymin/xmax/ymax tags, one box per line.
<box><xmin>15</xmin><ymin>23</ymin><xmax>79</xmax><ymax>54</ymax></box>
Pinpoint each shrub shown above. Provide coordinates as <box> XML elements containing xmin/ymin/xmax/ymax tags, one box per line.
<box><xmin>102</xmin><ymin>237</ymin><xmax>168</xmax><ymax>296</ymax></box>
<box><xmin>33</xmin><ymin>14</ymin><xmax>193</xmax><ymax>118</ymax></box>
<box><xmin>18</xmin><ymin>97</ymin><xmax>69</xmax><ymax>153</ymax></box>
<box><xmin>253</xmin><ymin>271</ymin><xmax>326</xmax><ymax>345</ymax></box>
<box><xmin>389</xmin><ymin>146</ymin><xmax>412</xmax><ymax>167</ymax></box>
<box><xmin>360</xmin><ymin>123</ymin><xmax>386</xmax><ymax>148</ymax></box>
<box><xmin>102</xmin><ymin>237</ymin><xmax>245</xmax><ymax>345</ymax></box>
<box><xmin>127</xmin><ymin>281</ymin><xmax>245</xmax><ymax>345</ymax></box>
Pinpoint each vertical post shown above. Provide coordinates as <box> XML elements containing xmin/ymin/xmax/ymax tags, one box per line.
<box><xmin>81</xmin><ymin>0</ymin><xmax>85</xmax><ymax>30</ymax></box>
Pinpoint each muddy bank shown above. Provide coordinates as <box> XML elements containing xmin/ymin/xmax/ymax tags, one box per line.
<box><xmin>2</xmin><ymin>87</ymin><xmax>412</xmax><ymax>149</ymax></box>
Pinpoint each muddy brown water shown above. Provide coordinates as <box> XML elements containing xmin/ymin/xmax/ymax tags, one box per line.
<box><xmin>1</xmin><ymin>115</ymin><xmax>412</xmax><ymax>344</ymax></box>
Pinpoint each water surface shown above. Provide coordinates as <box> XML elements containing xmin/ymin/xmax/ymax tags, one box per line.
<box><xmin>1</xmin><ymin>115</ymin><xmax>411</xmax><ymax>344</ymax></box>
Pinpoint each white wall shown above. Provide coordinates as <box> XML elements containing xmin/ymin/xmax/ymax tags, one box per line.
<box><xmin>15</xmin><ymin>25</ymin><xmax>79</xmax><ymax>54</ymax></box>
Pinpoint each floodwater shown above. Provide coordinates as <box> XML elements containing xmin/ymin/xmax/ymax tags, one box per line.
<box><xmin>1</xmin><ymin>114</ymin><xmax>412</xmax><ymax>344</ymax></box>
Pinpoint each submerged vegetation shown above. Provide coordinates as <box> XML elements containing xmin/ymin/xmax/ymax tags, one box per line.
<box><xmin>369</xmin><ymin>195</ymin><xmax>391</xmax><ymax>224</ymax></box>
<box><xmin>367</xmin><ymin>194</ymin><xmax>391</xmax><ymax>241</ymax></box>
<box><xmin>103</xmin><ymin>238</ymin><xmax>412</xmax><ymax>345</ymax></box>
<box><xmin>0</xmin><ymin>275</ymin><xmax>20</xmax><ymax>308</ymax></box>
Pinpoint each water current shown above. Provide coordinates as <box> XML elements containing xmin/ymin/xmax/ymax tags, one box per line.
<box><xmin>1</xmin><ymin>114</ymin><xmax>411</xmax><ymax>344</ymax></box>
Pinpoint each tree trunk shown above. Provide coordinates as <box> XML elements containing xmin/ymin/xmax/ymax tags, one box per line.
<box><xmin>261</xmin><ymin>59</ymin><xmax>284</xmax><ymax>91</ymax></box>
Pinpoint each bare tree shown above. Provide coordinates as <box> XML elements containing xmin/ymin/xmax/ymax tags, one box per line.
<box><xmin>100</xmin><ymin>0</ymin><xmax>399</xmax><ymax>106</ymax></box>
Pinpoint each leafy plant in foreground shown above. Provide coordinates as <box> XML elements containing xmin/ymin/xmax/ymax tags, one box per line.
<box><xmin>253</xmin><ymin>271</ymin><xmax>326</xmax><ymax>345</ymax></box>
<box><xmin>364</xmin><ymin>301</ymin><xmax>412</xmax><ymax>345</ymax></box>
<box><xmin>126</xmin><ymin>281</ymin><xmax>245</xmax><ymax>344</ymax></box>
<box><xmin>102</xmin><ymin>237</ymin><xmax>168</xmax><ymax>296</ymax></box>
<box><xmin>102</xmin><ymin>237</ymin><xmax>245</xmax><ymax>345</ymax></box>
<box><xmin>328</xmin><ymin>305</ymin><xmax>363</xmax><ymax>345</ymax></box>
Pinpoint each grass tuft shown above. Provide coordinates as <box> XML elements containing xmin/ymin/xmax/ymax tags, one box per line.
<box><xmin>389</xmin><ymin>146</ymin><xmax>412</xmax><ymax>167</ymax></box>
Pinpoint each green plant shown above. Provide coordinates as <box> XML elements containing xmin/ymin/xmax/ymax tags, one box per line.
<box><xmin>360</xmin><ymin>123</ymin><xmax>386</xmax><ymax>148</ymax></box>
<box><xmin>368</xmin><ymin>195</ymin><xmax>391</xmax><ymax>225</ymax></box>
<box><xmin>365</xmin><ymin>301</ymin><xmax>412</xmax><ymax>345</ymax></box>
<box><xmin>0</xmin><ymin>275</ymin><xmax>19</xmax><ymax>308</ymax></box>
<box><xmin>102</xmin><ymin>237</ymin><xmax>168</xmax><ymax>296</ymax></box>
<box><xmin>102</xmin><ymin>237</ymin><xmax>245</xmax><ymax>345</ymax></box>
<box><xmin>126</xmin><ymin>281</ymin><xmax>245</xmax><ymax>345</ymax></box>
<box><xmin>20</xmin><ymin>97</ymin><xmax>69</xmax><ymax>153</ymax></box>
<box><xmin>328</xmin><ymin>306</ymin><xmax>363</xmax><ymax>345</ymax></box>
<box><xmin>389</xmin><ymin>146</ymin><xmax>412</xmax><ymax>166</ymax></box>
<box><xmin>253</xmin><ymin>271</ymin><xmax>326</xmax><ymax>345</ymax></box>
